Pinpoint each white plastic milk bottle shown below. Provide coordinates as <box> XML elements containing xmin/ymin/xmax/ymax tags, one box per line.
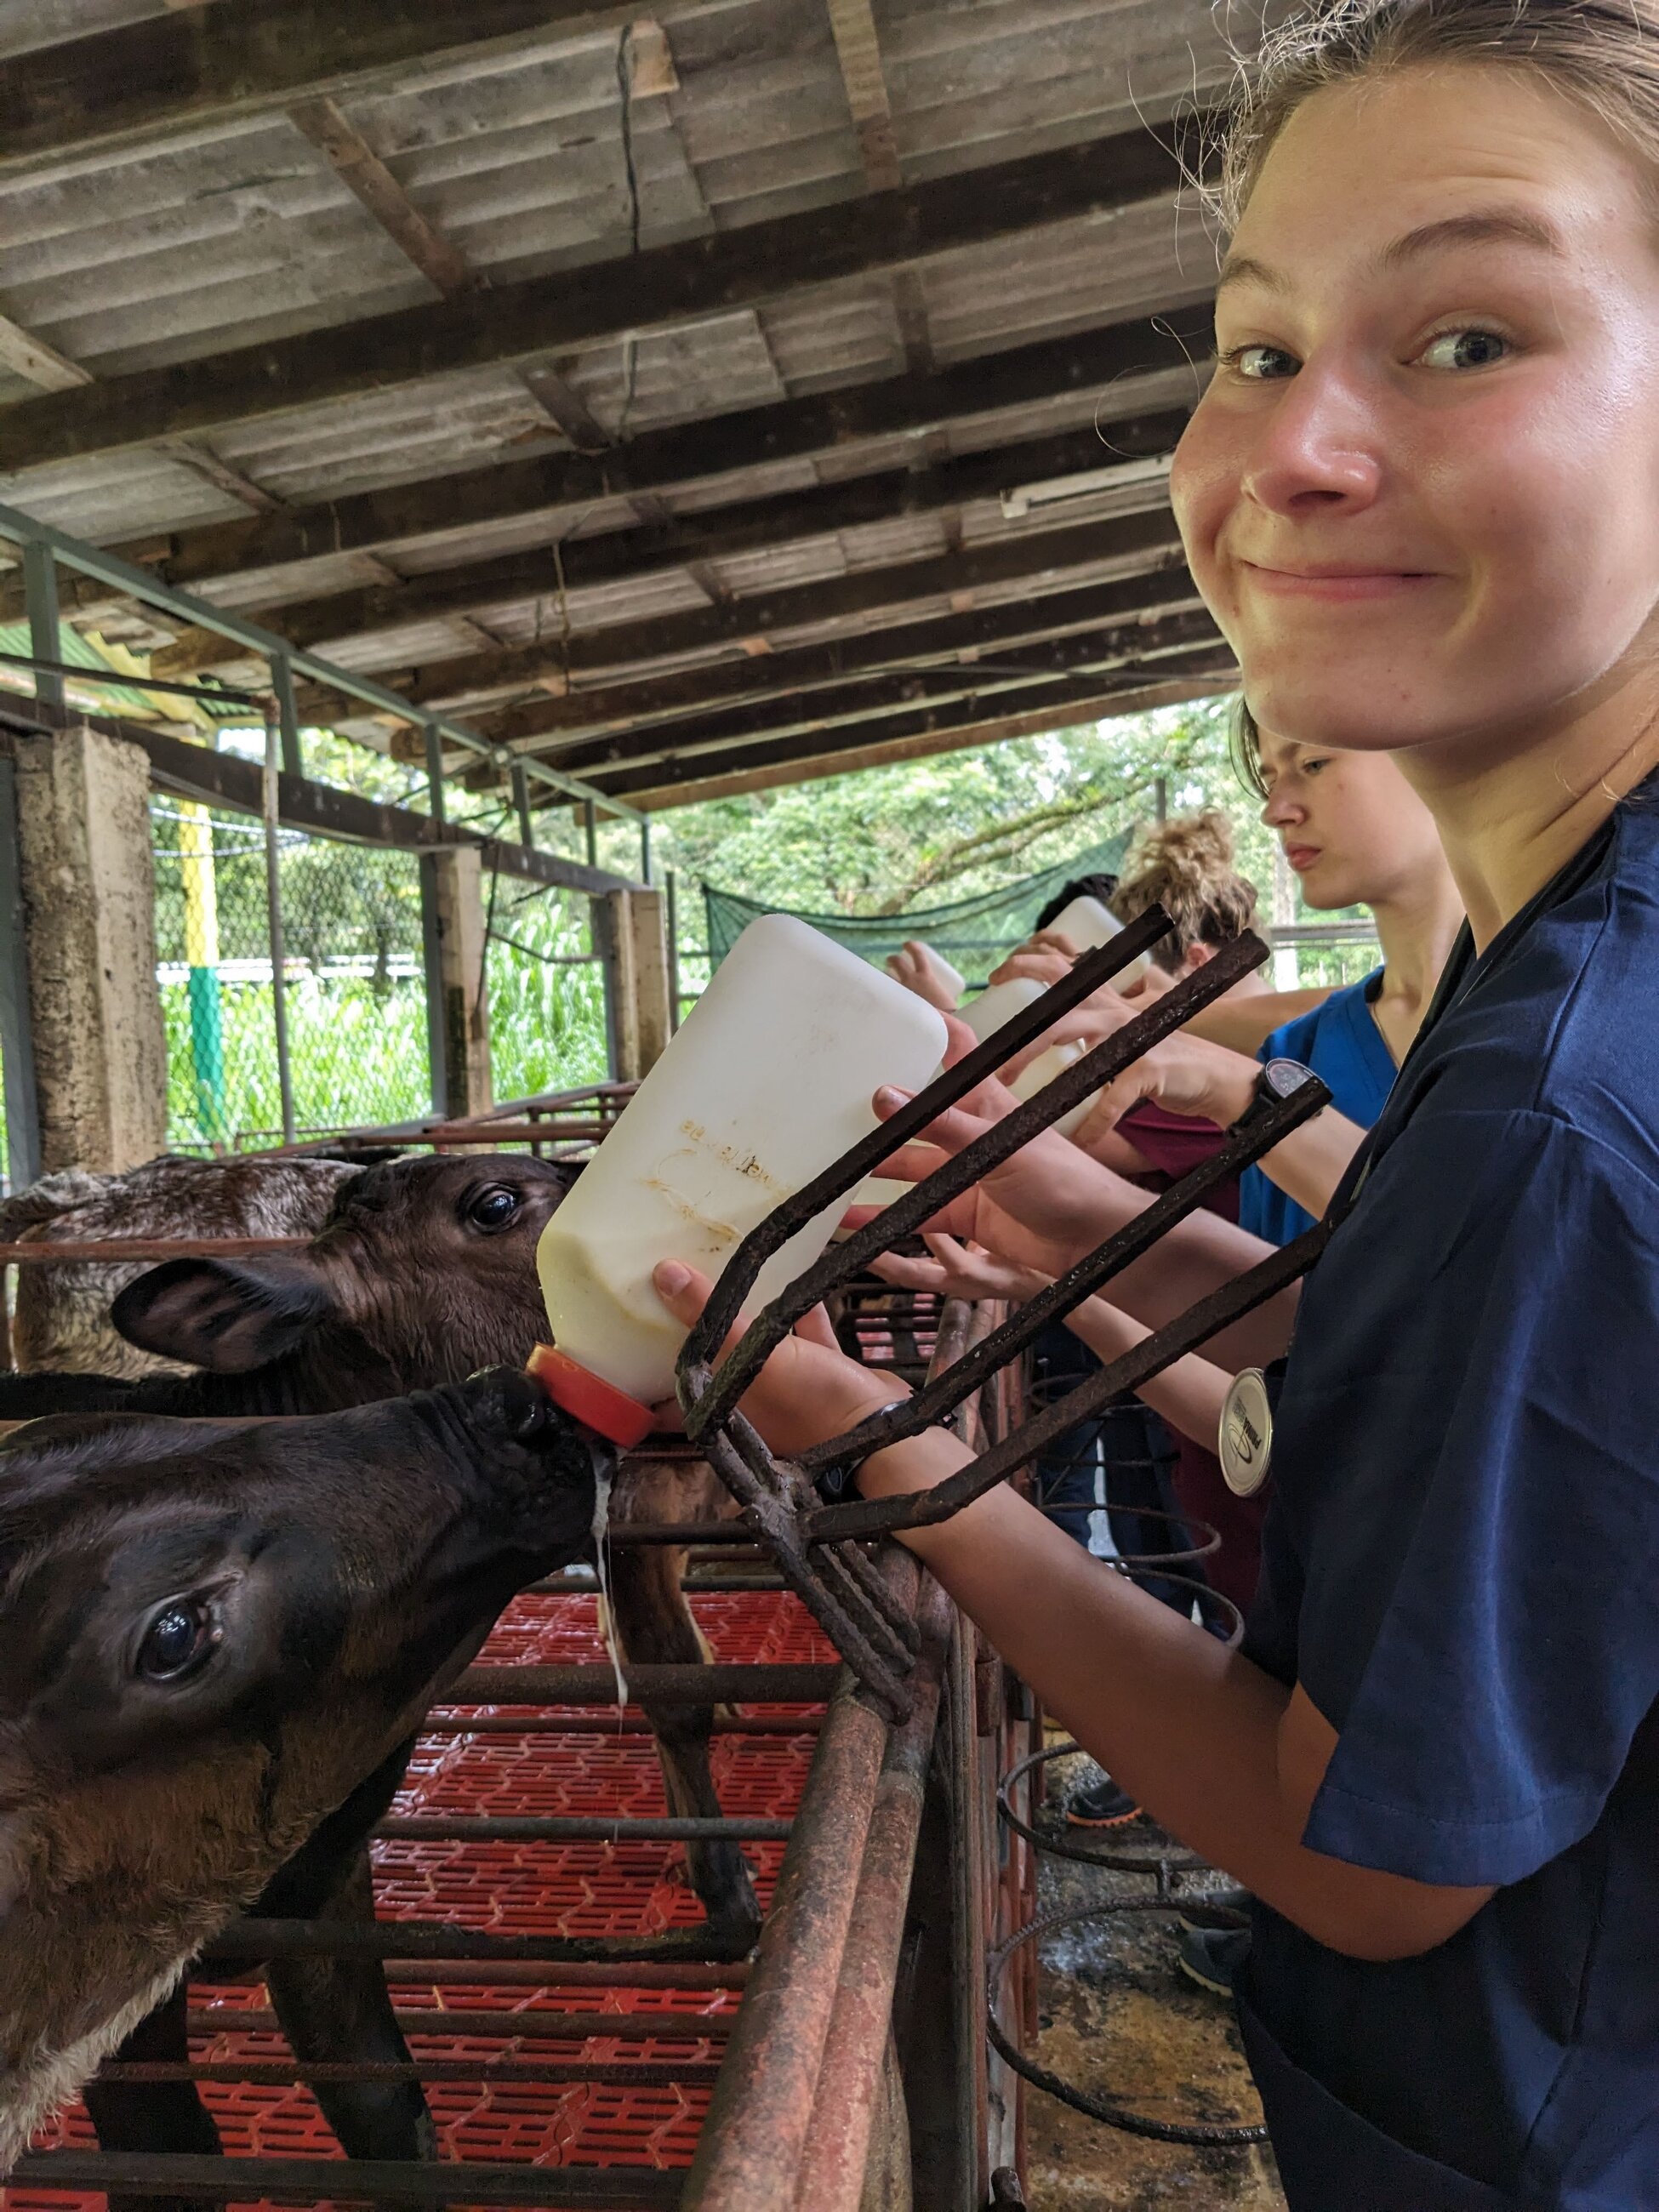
<box><xmin>962</xmin><ymin>893</ymin><xmax>1149</xmax><ymax>1139</ymax></box>
<box><xmin>536</xmin><ymin>913</ymin><xmax>948</xmax><ymax>1415</ymax></box>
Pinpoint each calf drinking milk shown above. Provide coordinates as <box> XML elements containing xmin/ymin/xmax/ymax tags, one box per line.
<box><xmin>0</xmin><ymin>1371</ymin><xmax>603</xmax><ymax>2169</ymax></box>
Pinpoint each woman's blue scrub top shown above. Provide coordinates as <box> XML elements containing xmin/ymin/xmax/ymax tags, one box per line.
<box><xmin>1240</xmin><ymin>789</ymin><xmax>1659</xmax><ymax>2209</ymax></box>
<box><xmin>1238</xmin><ymin>972</ymin><xmax>1396</xmax><ymax>1246</ymax></box>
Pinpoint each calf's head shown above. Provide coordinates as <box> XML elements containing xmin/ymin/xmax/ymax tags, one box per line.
<box><xmin>111</xmin><ymin>1154</ymin><xmax>575</xmax><ymax>1400</ymax></box>
<box><xmin>0</xmin><ymin>1369</ymin><xmax>603</xmax><ymax>2163</ymax></box>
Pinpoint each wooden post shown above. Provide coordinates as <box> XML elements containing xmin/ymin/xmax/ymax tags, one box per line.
<box><xmin>419</xmin><ymin>847</ymin><xmax>493</xmax><ymax>1120</ymax></box>
<box><xmin>5</xmin><ymin>721</ymin><xmax>168</xmax><ymax>1176</ymax></box>
<box><xmin>593</xmin><ymin>887</ymin><xmax>671</xmax><ymax>1082</ymax></box>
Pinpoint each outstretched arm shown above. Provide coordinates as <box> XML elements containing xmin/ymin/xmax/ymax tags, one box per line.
<box><xmin>869</xmin><ymin>1236</ymin><xmax>1234</xmax><ymax>1451</ymax></box>
<box><xmin>652</xmin><ymin>1262</ymin><xmax>1494</xmax><ymax>1964</ymax></box>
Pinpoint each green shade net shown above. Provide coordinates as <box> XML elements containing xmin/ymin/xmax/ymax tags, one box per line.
<box><xmin>703</xmin><ymin>830</ymin><xmax>1134</xmax><ymax>994</ymax></box>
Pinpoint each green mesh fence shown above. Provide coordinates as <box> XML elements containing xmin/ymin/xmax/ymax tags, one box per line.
<box><xmin>701</xmin><ymin>830</ymin><xmax>1134</xmax><ymax>993</ymax></box>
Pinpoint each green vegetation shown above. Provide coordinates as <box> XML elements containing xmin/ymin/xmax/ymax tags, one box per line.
<box><xmin>147</xmin><ymin>694</ymin><xmax>1377</xmax><ymax>1152</ymax></box>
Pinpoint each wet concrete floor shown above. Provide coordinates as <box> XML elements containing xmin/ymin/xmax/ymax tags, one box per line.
<box><xmin>1021</xmin><ymin>1750</ymin><xmax>1287</xmax><ymax>2212</ymax></box>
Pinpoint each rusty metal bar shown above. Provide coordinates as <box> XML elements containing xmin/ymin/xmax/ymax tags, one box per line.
<box><xmin>681</xmin><ymin>908</ymin><xmax>1181</xmax><ymax>1434</ymax></box>
<box><xmin>375</xmin><ymin>1960</ymin><xmax>750</xmax><ymax>1989</ymax></box>
<box><xmin>374</xmin><ymin>1812</ymin><xmax>790</xmax><ymax>1843</ymax></box>
<box><xmin>95</xmin><ymin>2058</ymin><xmax>725</xmax><ymax>2089</ymax></box>
<box><xmin>200</xmin><ymin>1918</ymin><xmax>742</xmax><ymax>1967</ymax></box>
<box><xmin>678</xmin><ymin>1607</ymin><xmax>908</xmax><ymax>2210</ymax></box>
<box><xmin>792</xmin><ymin>1576</ymin><xmax>955</xmax><ymax>2212</ymax></box>
<box><xmin>417</xmin><ymin>1712</ymin><xmax>818</xmax><ymax>1736</ymax></box>
<box><xmin>197</xmin><ymin>1958</ymin><xmax>750</xmax><ymax>1991</ymax></box>
<box><xmin>795</xmin><ymin>1074</ymin><xmax>1327</xmax><ymax>1482</ymax></box>
<box><xmin>448</xmin><ymin>1662</ymin><xmax>837</xmax><ymax>1704</ymax></box>
<box><xmin>0</xmin><ymin>1235</ymin><xmax>309</xmax><ymax>1263</ymax></box>
<box><xmin>167</xmin><ymin>2005</ymin><xmax>734</xmax><ymax>2043</ymax></box>
<box><xmin>5</xmin><ymin>2152</ymin><xmax>685</xmax><ymax>2207</ymax></box>
<box><xmin>815</xmin><ymin>1219</ymin><xmax>1331</xmax><ymax>1542</ymax></box>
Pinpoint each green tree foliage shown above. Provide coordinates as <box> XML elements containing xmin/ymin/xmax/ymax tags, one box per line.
<box><xmin>571</xmin><ymin>693</ymin><xmax>1285</xmax><ymax>928</ymax></box>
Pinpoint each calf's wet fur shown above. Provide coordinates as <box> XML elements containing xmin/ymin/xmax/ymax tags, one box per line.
<box><xmin>0</xmin><ymin>1371</ymin><xmax>603</xmax><ymax>2168</ymax></box>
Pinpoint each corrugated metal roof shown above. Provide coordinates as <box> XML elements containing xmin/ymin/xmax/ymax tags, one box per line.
<box><xmin>0</xmin><ymin>0</ymin><xmax>1240</xmax><ymax>790</ymax></box>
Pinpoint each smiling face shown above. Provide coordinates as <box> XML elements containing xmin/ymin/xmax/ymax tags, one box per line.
<box><xmin>1171</xmin><ymin>64</ymin><xmax>1659</xmax><ymax>761</ymax></box>
<box><xmin>1254</xmin><ymin>727</ymin><xmax>1447</xmax><ymax>912</ymax></box>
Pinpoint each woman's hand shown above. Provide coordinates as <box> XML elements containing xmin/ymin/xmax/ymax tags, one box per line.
<box><xmin>863</xmin><ymin>1015</ymin><xmax>1140</xmax><ymax>1278</ymax></box>
<box><xmin>886</xmin><ymin>939</ymin><xmax>961</xmax><ymax>1012</ymax></box>
<box><xmin>650</xmin><ymin>1260</ymin><xmax>906</xmax><ymax>1456</ymax></box>
<box><xmin>985</xmin><ymin>932</ymin><xmax>1078</xmax><ymax>990</ymax></box>
<box><xmin>870</xmin><ymin>1234</ymin><xmax>1050</xmax><ymax>1305</ymax></box>
<box><xmin>1069</xmin><ymin>1032</ymin><xmax>1262</xmax><ymax>1157</ymax></box>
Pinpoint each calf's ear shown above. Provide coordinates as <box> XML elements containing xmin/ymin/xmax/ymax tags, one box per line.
<box><xmin>112</xmin><ymin>1257</ymin><xmax>337</xmax><ymax>1371</ymax></box>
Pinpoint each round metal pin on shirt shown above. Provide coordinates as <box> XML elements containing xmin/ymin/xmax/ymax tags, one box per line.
<box><xmin>1219</xmin><ymin>1367</ymin><xmax>1274</xmax><ymax>1497</ymax></box>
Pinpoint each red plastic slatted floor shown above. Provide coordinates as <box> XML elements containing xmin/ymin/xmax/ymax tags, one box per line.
<box><xmin>9</xmin><ymin>1586</ymin><xmax>835</xmax><ymax>2210</ymax></box>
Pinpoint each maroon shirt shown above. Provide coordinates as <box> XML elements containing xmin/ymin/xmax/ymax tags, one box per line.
<box><xmin>1115</xmin><ymin>1102</ymin><xmax>1267</xmax><ymax>1620</ymax></box>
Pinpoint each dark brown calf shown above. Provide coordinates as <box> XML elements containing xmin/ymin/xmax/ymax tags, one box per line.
<box><xmin>0</xmin><ymin>1374</ymin><xmax>602</xmax><ymax>2170</ymax></box>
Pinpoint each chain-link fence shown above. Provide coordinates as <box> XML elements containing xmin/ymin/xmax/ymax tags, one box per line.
<box><xmin>152</xmin><ymin>800</ymin><xmax>431</xmax><ymax>1151</ymax></box>
<box><xmin>152</xmin><ymin>805</ymin><xmax>622</xmax><ymax>1151</ymax></box>
<box><xmin>484</xmin><ymin>871</ymin><xmax>609</xmax><ymax>1097</ymax></box>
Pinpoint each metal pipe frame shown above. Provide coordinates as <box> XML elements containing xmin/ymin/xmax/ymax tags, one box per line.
<box><xmin>675</xmin><ymin>909</ymin><xmax>1333</xmax><ymax>1717</ymax></box>
<box><xmin>0</xmin><ymin>497</ymin><xmax>641</xmax><ymax>821</ymax></box>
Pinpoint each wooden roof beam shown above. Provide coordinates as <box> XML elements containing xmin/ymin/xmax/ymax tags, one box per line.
<box><xmin>142</xmin><ymin>410</ymin><xmax>1186</xmax><ymax>674</ymax></box>
<box><xmin>288</xmin><ymin>505</ymin><xmax>1189</xmax><ymax>717</ymax></box>
<box><xmin>579</xmin><ymin>648</ymin><xmax>1240</xmax><ymax>807</ymax></box>
<box><xmin>613</xmin><ymin>673</ymin><xmax>1238</xmax><ymax>811</ymax></box>
<box><xmin>827</xmin><ymin>0</ymin><xmax>904</xmax><ymax>194</ymax></box>
<box><xmin>479</xmin><ymin>568</ymin><xmax>1205</xmax><ymax>747</ymax></box>
<box><xmin>0</xmin><ymin>305</ymin><xmax>282</xmax><ymax>518</ymax></box>
<box><xmin>108</xmin><ymin>301</ymin><xmax>1210</xmax><ymax>593</ymax></box>
<box><xmin>286</xmin><ymin>95</ymin><xmax>480</xmax><ymax>299</ymax></box>
<box><xmin>285</xmin><ymin>99</ymin><xmax>612</xmax><ymax>458</ymax></box>
<box><xmin>0</xmin><ymin>125</ymin><xmax>1199</xmax><ymax>474</ymax></box>
<box><xmin>0</xmin><ymin>0</ymin><xmax>678</xmax><ymax>176</ymax></box>
<box><xmin>516</xmin><ymin>609</ymin><xmax>1227</xmax><ymax>780</ymax></box>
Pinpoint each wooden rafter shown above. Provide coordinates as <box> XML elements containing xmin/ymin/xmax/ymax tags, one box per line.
<box><xmin>0</xmin><ymin>0</ymin><xmax>663</xmax><ymax>175</ymax></box>
<box><xmin>0</xmin><ymin>306</ymin><xmax>281</xmax><ymax>518</ymax></box>
<box><xmin>140</xmin><ymin>410</ymin><xmax>1186</xmax><ymax>673</ymax></box>
<box><xmin>482</xmin><ymin>570</ymin><xmax>1206</xmax><ymax>748</ymax></box>
<box><xmin>826</xmin><ymin>0</ymin><xmax>904</xmax><ymax>193</ymax></box>
<box><xmin>523</xmin><ymin>610</ymin><xmax>1226</xmax><ymax>780</ymax></box>
<box><xmin>288</xmin><ymin>506</ymin><xmax>1189</xmax><ymax>715</ymax></box>
<box><xmin>287</xmin><ymin>96</ymin><xmax>480</xmax><ymax>299</ymax></box>
<box><xmin>106</xmin><ymin>302</ymin><xmax>1210</xmax><ymax>594</ymax></box>
<box><xmin>613</xmin><ymin>673</ymin><xmax>1234</xmax><ymax>811</ymax></box>
<box><xmin>584</xmin><ymin>651</ymin><xmax>1239</xmax><ymax>807</ymax></box>
<box><xmin>0</xmin><ymin>128</ymin><xmax>1194</xmax><ymax>474</ymax></box>
<box><xmin>283</xmin><ymin>94</ymin><xmax>613</xmax><ymax>459</ymax></box>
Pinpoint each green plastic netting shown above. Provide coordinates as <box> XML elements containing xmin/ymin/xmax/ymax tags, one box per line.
<box><xmin>702</xmin><ymin>830</ymin><xmax>1133</xmax><ymax>992</ymax></box>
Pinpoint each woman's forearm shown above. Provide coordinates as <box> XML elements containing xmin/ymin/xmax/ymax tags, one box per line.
<box><xmin>856</xmin><ymin>1431</ymin><xmax>1491</xmax><ymax>1958</ymax></box>
<box><xmin>1048</xmin><ymin>1171</ymin><xmax>1297</xmax><ymax>1369</ymax></box>
<box><xmin>1063</xmin><ymin>1296</ymin><xmax>1232</xmax><ymax>1449</ymax></box>
<box><xmin>1184</xmin><ymin>985</ymin><xmax>1333</xmax><ymax>1055</ymax></box>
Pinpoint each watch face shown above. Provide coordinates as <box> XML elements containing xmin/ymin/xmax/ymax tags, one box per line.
<box><xmin>1219</xmin><ymin>1367</ymin><xmax>1274</xmax><ymax>1497</ymax></box>
<box><xmin>1263</xmin><ymin>1058</ymin><xmax>1311</xmax><ymax>1103</ymax></box>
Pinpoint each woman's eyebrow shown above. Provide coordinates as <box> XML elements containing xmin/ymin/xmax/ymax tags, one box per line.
<box><xmin>1375</xmin><ymin>208</ymin><xmax>1565</xmax><ymax>269</ymax></box>
<box><xmin>1217</xmin><ymin>208</ymin><xmax>1563</xmax><ymax>297</ymax></box>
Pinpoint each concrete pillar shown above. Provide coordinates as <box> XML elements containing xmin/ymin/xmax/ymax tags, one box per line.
<box><xmin>420</xmin><ymin>846</ymin><xmax>493</xmax><ymax>1120</ymax></box>
<box><xmin>7</xmin><ymin>721</ymin><xmax>168</xmax><ymax>1176</ymax></box>
<box><xmin>595</xmin><ymin>887</ymin><xmax>672</xmax><ymax>1083</ymax></box>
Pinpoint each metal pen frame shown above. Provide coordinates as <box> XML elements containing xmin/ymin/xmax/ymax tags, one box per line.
<box><xmin>676</xmin><ymin>907</ymin><xmax>1332</xmax><ymax>1719</ymax></box>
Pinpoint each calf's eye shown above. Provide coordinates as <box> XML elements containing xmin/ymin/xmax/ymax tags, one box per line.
<box><xmin>466</xmin><ymin>1185</ymin><xmax>521</xmax><ymax>1232</ymax></box>
<box><xmin>136</xmin><ymin>1599</ymin><xmax>217</xmax><ymax>1683</ymax></box>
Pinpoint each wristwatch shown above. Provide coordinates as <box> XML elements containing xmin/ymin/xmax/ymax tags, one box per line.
<box><xmin>1228</xmin><ymin>1057</ymin><xmax>1319</xmax><ymax>1136</ymax></box>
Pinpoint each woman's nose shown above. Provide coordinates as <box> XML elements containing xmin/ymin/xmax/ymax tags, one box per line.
<box><xmin>1241</xmin><ymin>366</ymin><xmax>1382</xmax><ymax>517</ymax></box>
<box><xmin>1262</xmin><ymin>786</ymin><xmax>1303</xmax><ymax>829</ymax></box>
